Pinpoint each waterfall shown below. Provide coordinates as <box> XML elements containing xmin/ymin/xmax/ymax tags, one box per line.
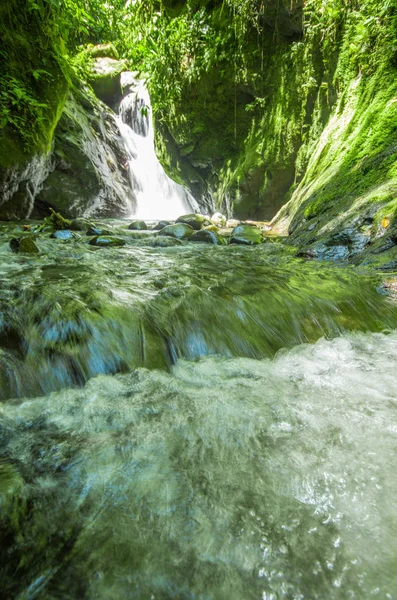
<box><xmin>117</xmin><ymin>81</ymin><xmax>198</xmax><ymax>221</ymax></box>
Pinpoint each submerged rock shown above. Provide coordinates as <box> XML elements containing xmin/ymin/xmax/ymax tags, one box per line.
<box><xmin>86</xmin><ymin>226</ymin><xmax>112</xmax><ymax>237</ymax></box>
<box><xmin>190</xmin><ymin>229</ymin><xmax>224</xmax><ymax>245</ymax></box>
<box><xmin>128</xmin><ymin>220</ymin><xmax>147</xmax><ymax>231</ymax></box>
<box><xmin>51</xmin><ymin>230</ymin><xmax>74</xmax><ymax>240</ymax></box>
<box><xmin>211</xmin><ymin>212</ymin><xmax>227</xmax><ymax>227</ymax></box>
<box><xmin>10</xmin><ymin>236</ymin><xmax>39</xmax><ymax>254</ymax></box>
<box><xmin>89</xmin><ymin>236</ymin><xmax>126</xmax><ymax>247</ymax></box>
<box><xmin>176</xmin><ymin>214</ymin><xmax>210</xmax><ymax>230</ymax></box>
<box><xmin>158</xmin><ymin>223</ymin><xmax>194</xmax><ymax>239</ymax></box>
<box><xmin>230</xmin><ymin>224</ymin><xmax>263</xmax><ymax>245</ymax></box>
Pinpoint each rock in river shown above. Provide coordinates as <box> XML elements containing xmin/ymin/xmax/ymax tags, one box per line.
<box><xmin>211</xmin><ymin>212</ymin><xmax>227</xmax><ymax>227</ymax></box>
<box><xmin>89</xmin><ymin>236</ymin><xmax>126</xmax><ymax>247</ymax></box>
<box><xmin>10</xmin><ymin>236</ymin><xmax>39</xmax><ymax>253</ymax></box>
<box><xmin>128</xmin><ymin>220</ymin><xmax>147</xmax><ymax>231</ymax></box>
<box><xmin>158</xmin><ymin>224</ymin><xmax>194</xmax><ymax>240</ymax></box>
<box><xmin>176</xmin><ymin>214</ymin><xmax>210</xmax><ymax>230</ymax></box>
<box><xmin>152</xmin><ymin>221</ymin><xmax>173</xmax><ymax>231</ymax></box>
<box><xmin>230</xmin><ymin>224</ymin><xmax>263</xmax><ymax>245</ymax></box>
<box><xmin>190</xmin><ymin>229</ymin><xmax>224</xmax><ymax>245</ymax></box>
<box><xmin>51</xmin><ymin>230</ymin><xmax>74</xmax><ymax>240</ymax></box>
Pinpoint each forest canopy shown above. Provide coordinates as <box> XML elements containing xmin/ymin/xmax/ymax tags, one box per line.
<box><xmin>0</xmin><ymin>0</ymin><xmax>396</xmax><ymax>158</ymax></box>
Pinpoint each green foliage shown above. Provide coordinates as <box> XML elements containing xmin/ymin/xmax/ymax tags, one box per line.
<box><xmin>0</xmin><ymin>0</ymin><xmax>126</xmax><ymax>160</ymax></box>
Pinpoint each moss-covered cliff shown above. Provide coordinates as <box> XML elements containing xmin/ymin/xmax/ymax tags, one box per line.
<box><xmin>131</xmin><ymin>0</ymin><xmax>397</xmax><ymax>244</ymax></box>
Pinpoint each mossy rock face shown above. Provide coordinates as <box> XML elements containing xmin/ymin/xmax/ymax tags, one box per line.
<box><xmin>89</xmin><ymin>57</ymin><xmax>128</xmax><ymax>108</ymax></box>
<box><xmin>87</xmin><ymin>43</ymin><xmax>119</xmax><ymax>60</ymax></box>
<box><xmin>190</xmin><ymin>229</ymin><xmax>224</xmax><ymax>245</ymax></box>
<box><xmin>230</xmin><ymin>224</ymin><xmax>263</xmax><ymax>245</ymax></box>
<box><xmin>37</xmin><ymin>90</ymin><xmax>135</xmax><ymax>219</ymax></box>
<box><xmin>128</xmin><ymin>220</ymin><xmax>147</xmax><ymax>231</ymax></box>
<box><xmin>89</xmin><ymin>236</ymin><xmax>126</xmax><ymax>247</ymax></box>
<box><xmin>158</xmin><ymin>223</ymin><xmax>194</xmax><ymax>239</ymax></box>
<box><xmin>176</xmin><ymin>214</ymin><xmax>210</xmax><ymax>230</ymax></box>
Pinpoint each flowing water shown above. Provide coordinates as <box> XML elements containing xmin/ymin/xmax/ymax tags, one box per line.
<box><xmin>1</xmin><ymin>221</ymin><xmax>397</xmax><ymax>599</ymax></box>
<box><xmin>118</xmin><ymin>83</ymin><xmax>198</xmax><ymax>220</ymax></box>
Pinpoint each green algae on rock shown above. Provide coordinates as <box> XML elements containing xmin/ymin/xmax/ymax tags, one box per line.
<box><xmin>159</xmin><ymin>223</ymin><xmax>195</xmax><ymax>239</ymax></box>
<box><xmin>176</xmin><ymin>214</ymin><xmax>210</xmax><ymax>230</ymax></box>
<box><xmin>190</xmin><ymin>229</ymin><xmax>225</xmax><ymax>245</ymax></box>
<box><xmin>230</xmin><ymin>224</ymin><xmax>263</xmax><ymax>246</ymax></box>
<box><xmin>89</xmin><ymin>236</ymin><xmax>126</xmax><ymax>247</ymax></box>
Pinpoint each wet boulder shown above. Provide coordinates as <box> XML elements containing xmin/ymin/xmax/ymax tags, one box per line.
<box><xmin>86</xmin><ymin>226</ymin><xmax>112</xmax><ymax>237</ymax></box>
<box><xmin>51</xmin><ymin>230</ymin><xmax>74</xmax><ymax>240</ymax></box>
<box><xmin>128</xmin><ymin>220</ymin><xmax>147</xmax><ymax>231</ymax></box>
<box><xmin>190</xmin><ymin>229</ymin><xmax>224</xmax><ymax>245</ymax></box>
<box><xmin>70</xmin><ymin>218</ymin><xmax>96</xmax><ymax>232</ymax></box>
<box><xmin>152</xmin><ymin>221</ymin><xmax>173</xmax><ymax>231</ymax></box>
<box><xmin>230</xmin><ymin>224</ymin><xmax>263</xmax><ymax>245</ymax></box>
<box><xmin>227</xmin><ymin>219</ymin><xmax>240</xmax><ymax>228</ymax></box>
<box><xmin>10</xmin><ymin>237</ymin><xmax>39</xmax><ymax>254</ymax></box>
<box><xmin>89</xmin><ymin>236</ymin><xmax>126</xmax><ymax>247</ymax></box>
<box><xmin>158</xmin><ymin>223</ymin><xmax>194</xmax><ymax>240</ymax></box>
<box><xmin>203</xmin><ymin>224</ymin><xmax>219</xmax><ymax>233</ymax></box>
<box><xmin>211</xmin><ymin>212</ymin><xmax>227</xmax><ymax>227</ymax></box>
<box><xmin>176</xmin><ymin>213</ymin><xmax>210</xmax><ymax>230</ymax></box>
<box><xmin>89</xmin><ymin>56</ymin><xmax>128</xmax><ymax>108</ymax></box>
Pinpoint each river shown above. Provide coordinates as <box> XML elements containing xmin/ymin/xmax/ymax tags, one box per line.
<box><xmin>0</xmin><ymin>221</ymin><xmax>396</xmax><ymax>599</ymax></box>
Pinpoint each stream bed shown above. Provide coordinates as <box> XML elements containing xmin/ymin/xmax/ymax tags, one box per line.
<box><xmin>0</xmin><ymin>220</ymin><xmax>396</xmax><ymax>599</ymax></box>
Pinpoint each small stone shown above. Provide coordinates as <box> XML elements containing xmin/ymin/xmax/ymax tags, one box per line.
<box><xmin>158</xmin><ymin>223</ymin><xmax>194</xmax><ymax>239</ymax></box>
<box><xmin>89</xmin><ymin>236</ymin><xmax>126</xmax><ymax>247</ymax></box>
<box><xmin>211</xmin><ymin>212</ymin><xmax>227</xmax><ymax>227</ymax></box>
<box><xmin>203</xmin><ymin>224</ymin><xmax>219</xmax><ymax>233</ymax></box>
<box><xmin>176</xmin><ymin>214</ymin><xmax>210</xmax><ymax>230</ymax></box>
<box><xmin>128</xmin><ymin>220</ymin><xmax>147</xmax><ymax>230</ymax></box>
<box><xmin>51</xmin><ymin>230</ymin><xmax>74</xmax><ymax>240</ymax></box>
<box><xmin>230</xmin><ymin>224</ymin><xmax>263</xmax><ymax>245</ymax></box>
<box><xmin>190</xmin><ymin>229</ymin><xmax>224</xmax><ymax>245</ymax></box>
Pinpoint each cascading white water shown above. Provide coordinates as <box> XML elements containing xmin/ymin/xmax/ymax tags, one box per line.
<box><xmin>117</xmin><ymin>82</ymin><xmax>198</xmax><ymax>221</ymax></box>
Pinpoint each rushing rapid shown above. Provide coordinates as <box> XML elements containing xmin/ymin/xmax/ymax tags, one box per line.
<box><xmin>0</xmin><ymin>220</ymin><xmax>397</xmax><ymax>599</ymax></box>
